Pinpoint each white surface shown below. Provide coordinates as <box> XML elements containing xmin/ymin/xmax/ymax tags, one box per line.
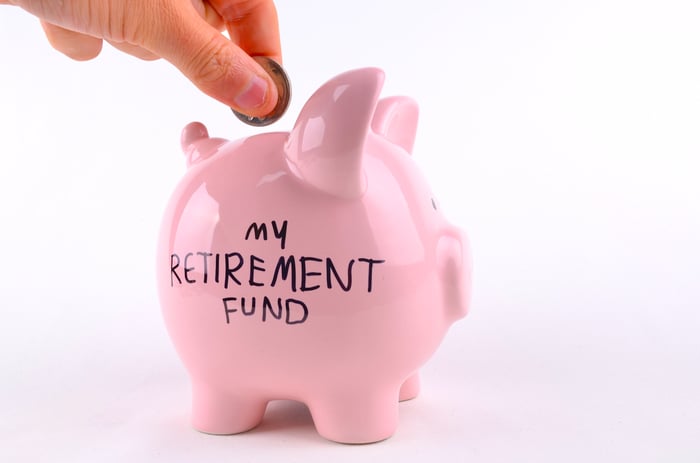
<box><xmin>1</xmin><ymin>1</ymin><xmax>699</xmax><ymax>461</ymax></box>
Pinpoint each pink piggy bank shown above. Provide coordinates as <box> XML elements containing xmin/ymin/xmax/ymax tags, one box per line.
<box><xmin>157</xmin><ymin>68</ymin><xmax>471</xmax><ymax>443</ymax></box>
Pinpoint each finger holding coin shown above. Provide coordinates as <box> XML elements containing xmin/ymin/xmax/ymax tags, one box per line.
<box><xmin>232</xmin><ymin>56</ymin><xmax>291</xmax><ymax>127</ymax></box>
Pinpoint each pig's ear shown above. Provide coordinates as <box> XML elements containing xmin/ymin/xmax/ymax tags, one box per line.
<box><xmin>436</xmin><ymin>227</ymin><xmax>472</xmax><ymax>322</ymax></box>
<box><xmin>285</xmin><ymin>68</ymin><xmax>385</xmax><ymax>198</ymax></box>
<box><xmin>371</xmin><ymin>96</ymin><xmax>419</xmax><ymax>154</ymax></box>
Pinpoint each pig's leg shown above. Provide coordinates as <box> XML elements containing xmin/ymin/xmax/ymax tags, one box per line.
<box><xmin>399</xmin><ymin>373</ymin><xmax>421</xmax><ymax>401</ymax></box>
<box><xmin>191</xmin><ymin>382</ymin><xmax>267</xmax><ymax>435</ymax></box>
<box><xmin>309</xmin><ymin>387</ymin><xmax>399</xmax><ymax>444</ymax></box>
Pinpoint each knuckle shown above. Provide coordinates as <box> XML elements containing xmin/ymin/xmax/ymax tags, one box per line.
<box><xmin>188</xmin><ymin>38</ymin><xmax>239</xmax><ymax>87</ymax></box>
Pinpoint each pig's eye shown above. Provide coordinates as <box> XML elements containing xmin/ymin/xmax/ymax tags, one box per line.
<box><xmin>431</xmin><ymin>198</ymin><xmax>438</xmax><ymax>210</ymax></box>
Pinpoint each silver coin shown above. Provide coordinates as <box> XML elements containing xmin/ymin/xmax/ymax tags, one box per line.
<box><xmin>232</xmin><ymin>56</ymin><xmax>291</xmax><ymax>127</ymax></box>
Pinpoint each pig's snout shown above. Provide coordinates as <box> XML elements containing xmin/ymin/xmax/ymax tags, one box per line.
<box><xmin>436</xmin><ymin>227</ymin><xmax>471</xmax><ymax>322</ymax></box>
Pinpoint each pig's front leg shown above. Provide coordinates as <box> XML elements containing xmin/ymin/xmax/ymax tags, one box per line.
<box><xmin>308</xmin><ymin>386</ymin><xmax>400</xmax><ymax>444</ymax></box>
<box><xmin>190</xmin><ymin>381</ymin><xmax>267</xmax><ymax>435</ymax></box>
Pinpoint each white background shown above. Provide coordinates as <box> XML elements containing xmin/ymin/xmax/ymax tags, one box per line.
<box><xmin>1</xmin><ymin>0</ymin><xmax>699</xmax><ymax>461</ymax></box>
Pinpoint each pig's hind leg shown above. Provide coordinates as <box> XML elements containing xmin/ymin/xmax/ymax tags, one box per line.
<box><xmin>190</xmin><ymin>382</ymin><xmax>267</xmax><ymax>435</ymax></box>
<box><xmin>308</xmin><ymin>386</ymin><xmax>399</xmax><ymax>444</ymax></box>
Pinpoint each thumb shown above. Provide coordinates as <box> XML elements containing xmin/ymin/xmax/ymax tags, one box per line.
<box><xmin>142</xmin><ymin>6</ymin><xmax>278</xmax><ymax>116</ymax></box>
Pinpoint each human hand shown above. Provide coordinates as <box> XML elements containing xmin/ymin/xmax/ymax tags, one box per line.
<box><xmin>1</xmin><ymin>0</ymin><xmax>281</xmax><ymax>117</ymax></box>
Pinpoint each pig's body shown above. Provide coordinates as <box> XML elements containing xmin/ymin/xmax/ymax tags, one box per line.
<box><xmin>157</xmin><ymin>68</ymin><xmax>471</xmax><ymax>443</ymax></box>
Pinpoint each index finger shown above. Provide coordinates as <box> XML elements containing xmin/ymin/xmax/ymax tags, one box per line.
<box><xmin>207</xmin><ymin>0</ymin><xmax>282</xmax><ymax>63</ymax></box>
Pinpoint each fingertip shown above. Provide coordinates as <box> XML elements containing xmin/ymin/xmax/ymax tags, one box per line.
<box><xmin>68</xmin><ymin>42</ymin><xmax>103</xmax><ymax>61</ymax></box>
<box><xmin>230</xmin><ymin>64</ymin><xmax>279</xmax><ymax>116</ymax></box>
<box><xmin>41</xmin><ymin>21</ymin><xmax>103</xmax><ymax>61</ymax></box>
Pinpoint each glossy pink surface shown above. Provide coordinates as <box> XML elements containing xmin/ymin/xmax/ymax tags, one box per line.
<box><xmin>157</xmin><ymin>68</ymin><xmax>471</xmax><ymax>443</ymax></box>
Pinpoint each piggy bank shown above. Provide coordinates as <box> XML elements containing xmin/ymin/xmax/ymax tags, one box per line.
<box><xmin>156</xmin><ymin>68</ymin><xmax>471</xmax><ymax>443</ymax></box>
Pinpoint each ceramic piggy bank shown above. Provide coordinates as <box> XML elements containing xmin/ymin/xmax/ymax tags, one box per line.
<box><xmin>157</xmin><ymin>68</ymin><xmax>471</xmax><ymax>443</ymax></box>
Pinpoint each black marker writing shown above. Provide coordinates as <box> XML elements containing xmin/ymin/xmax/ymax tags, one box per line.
<box><xmin>169</xmin><ymin>220</ymin><xmax>384</xmax><ymax>326</ymax></box>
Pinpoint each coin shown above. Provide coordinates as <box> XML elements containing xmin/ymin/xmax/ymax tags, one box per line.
<box><xmin>232</xmin><ymin>56</ymin><xmax>291</xmax><ymax>127</ymax></box>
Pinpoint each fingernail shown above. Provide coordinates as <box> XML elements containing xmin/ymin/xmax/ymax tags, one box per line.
<box><xmin>235</xmin><ymin>75</ymin><xmax>267</xmax><ymax>110</ymax></box>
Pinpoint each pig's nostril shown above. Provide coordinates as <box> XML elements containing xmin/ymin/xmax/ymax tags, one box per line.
<box><xmin>431</xmin><ymin>198</ymin><xmax>438</xmax><ymax>210</ymax></box>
